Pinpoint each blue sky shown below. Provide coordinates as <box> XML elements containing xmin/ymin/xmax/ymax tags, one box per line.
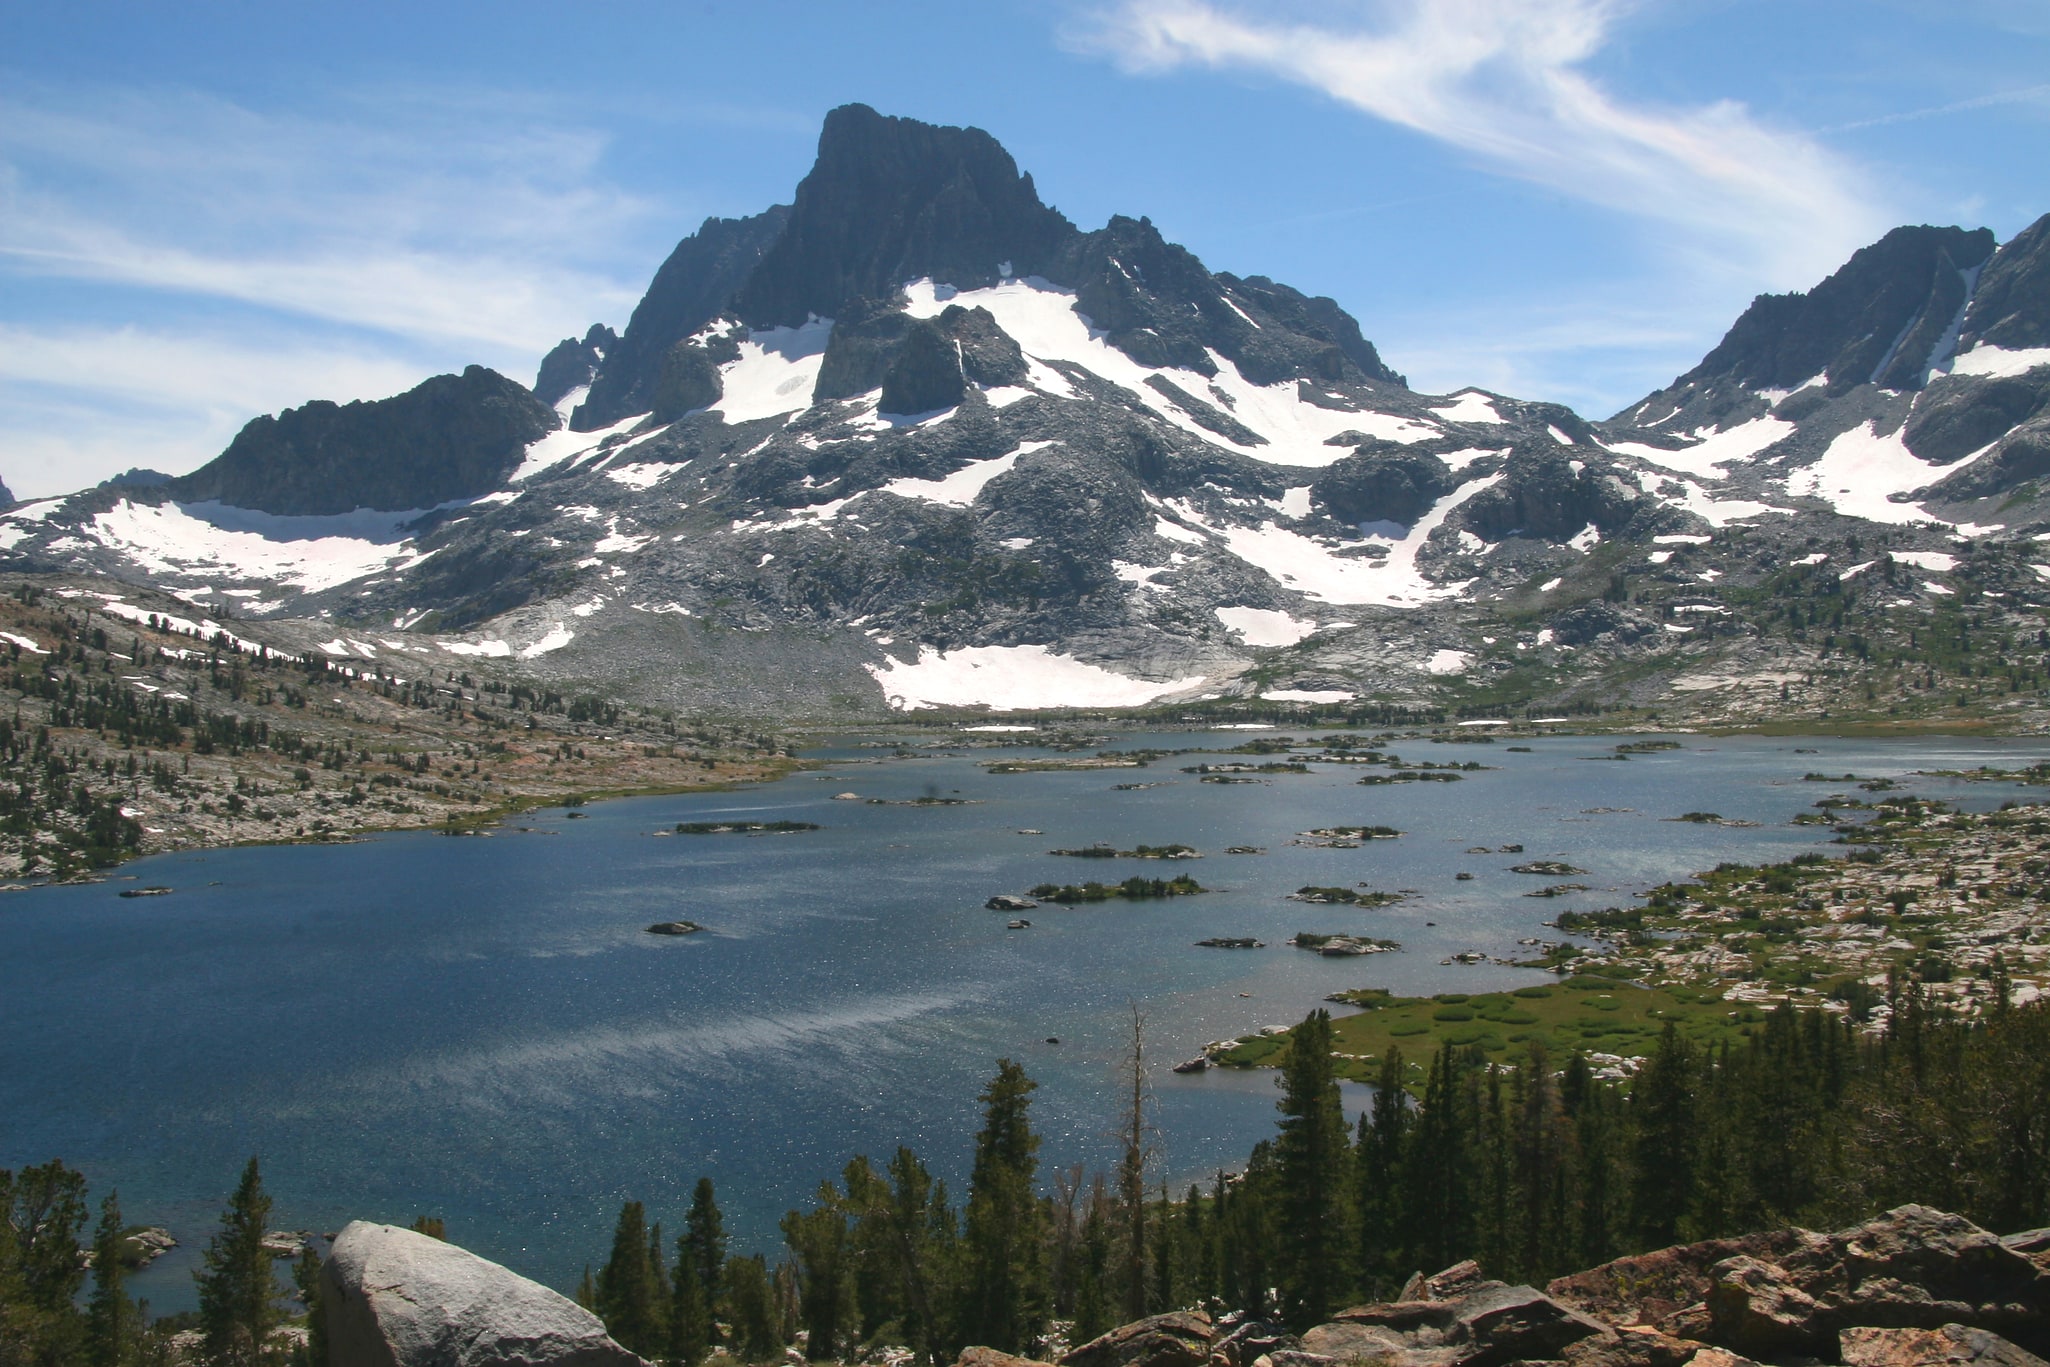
<box><xmin>3</xmin><ymin>0</ymin><xmax>2047</xmax><ymax>498</ymax></box>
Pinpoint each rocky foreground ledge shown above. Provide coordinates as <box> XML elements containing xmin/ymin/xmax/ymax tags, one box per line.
<box><xmin>324</xmin><ymin>1206</ymin><xmax>2050</xmax><ymax>1367</ymax></box>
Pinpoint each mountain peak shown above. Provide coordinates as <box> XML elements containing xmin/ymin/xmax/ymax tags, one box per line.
<box><xmin>731</xmin><ymin>104</ymin><xmax>1076</xmax><ymax>329</ymax></box>
<box><xmin>1618</xmin><ymin>223</ymin><xmax>1997</xmax><ymax>427</ymax></box>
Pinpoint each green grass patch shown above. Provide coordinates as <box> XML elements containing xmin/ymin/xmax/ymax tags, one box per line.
<box><xmin>1226</xmin><ymin>980</ymin><xmax>1779</xmax><ymax>1085</ymax></box>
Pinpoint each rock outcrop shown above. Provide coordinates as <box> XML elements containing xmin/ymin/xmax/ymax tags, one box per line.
<box><xmin>321</xmin><ymin>1220</ymin><xmax>646</xmax><ymax>1367</ymax></box>
<box><xmin>171</xmin><ymin>367</ymin><xmax>557</xmax><ymax>517</ymax></box>
<box><xmin>953</xmin><ymin>1207</ymin><xmax>2050</xmax><ymax>1367</ymax></box>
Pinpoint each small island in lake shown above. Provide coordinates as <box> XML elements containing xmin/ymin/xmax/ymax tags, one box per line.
<box><xmin>1288</xmin><ymin>885</ymin><xmax>1404</xmax><ymax>906</ymax></box>
<box><xmin>1048</xmin><ymin>842</ymin><xmax>1200</xmax><ymax>859</ymax></box>
<box><xmin>673</xmin><ymin>820</ymin><xmax>821</xmax><ymax>834</ymax></box>
<box><xmin>645</xmin><ymin>920</ymin><xmax>703</xmax><ymax>936</ymax></box>
<box><xmin>1026</xmin><ymin>874</ymin><xmax>1205</xmax><ymax>904</ymax></box>
<box><xmin>1291</xmin><ymin>932</ymin><xmax>1401</xmax><ymax>956</ymax></box>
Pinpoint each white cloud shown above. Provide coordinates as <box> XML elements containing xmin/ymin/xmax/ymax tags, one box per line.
<box><xmin>0</xmin><ymin>84</ymin><xmax>649</xmax><ymax>352</ymax></box>
<box><xmin>0</xmin><ymin>81</ymin><xmax>676</xmax><ymax>499</ymax></box>
<box><xmin>1076</xmin><ymin>0</ymin><xmax>1893</xmax><ymax>292</ymax></box>
<box><xmin>0</xmin><ymin>325</ymin><xmax>433</xmax><ymax>497</ymax></box>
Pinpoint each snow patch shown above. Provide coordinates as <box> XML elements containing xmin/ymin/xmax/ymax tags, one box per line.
<box><xmin>87</xmin><ymin>499</ymin><xmax>426</xmax><ymax>593</ymax></box>
<box><xmin>900</xmin><ymin>277</ymin><xmax>1435</xmax><ymax>463</ymax></box>
<box><xmin>1430</xmin><ymin>391</ymin><xmax>1504</xmax><ymax>424</ymax></box>
<box><xmin>1786</xmin><ymin>421</ymin><xmax>1945</xmax><ymax>525</ymax></box>
<box><xmin>866</xmin><ymin>644</ymin><xmax>1206</xmax><ymax>711</ymax></box>
<box><xmin>713</xmin><ymin>319</ymin><xmax>835</xmax><ymax>424</ymax></box>
<box><xmin>1891</xmin><ymin>551</ymin><xmax>1956</xmax><ymax>572</ymax></box>
<box><xmin>1424</xmin><ymin>649</ymin><xmax>1472</xmax><ymax>675</ymax></box>
<box><xmin>440</xmin><ymin>639</ymin><xmax>512</xmax><ymax>657</ymax></box>
<box><xmin>1949</xmin><ymin>344</ymin><xmax>2050</xmax><ymax>379</ymax></box>
<box><xmin>519</xmin><ymin>625</ymin><xmax>574</xmax><ymax>659</ymax></box>
<box><xmin>1264</xmin><ymin>688</ymin><xmax>1353</xmax><ymax>703</ymax></box>
<box><xmin>1168</xmin><ymin>473</ymin><xmax>1500</xmax><ymax>608</ymax></box>
<box><xmin>1215</xmin><ymin>606</ymin><xmax>1318</xmax><ymax>647</ymax></box>
<box><xmin>512</xmin><ymin>409</ymin><xmax>646</xmax><ymax>483</ymax></box>
<box><xmin>606</xmin><ymin>462</ymin><xmax>673</xmax><ymax>491</ymax></box>
<box><xmin>1605</xmin><ymin>416</ymin><xmax>1794</xmax><ymax>481</ymax></box>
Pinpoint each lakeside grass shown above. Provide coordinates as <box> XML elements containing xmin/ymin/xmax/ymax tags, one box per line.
<box><xmin>1216</xmin><ymin>976</ymin><xmax>1771</xmax><ymax>1087</ymax></box>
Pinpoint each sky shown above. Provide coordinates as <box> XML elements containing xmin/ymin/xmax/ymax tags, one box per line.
<box><xmin>2</xmin><ymin>0</ymin><xmax>2047</xmax><ymax>500</ymax></box>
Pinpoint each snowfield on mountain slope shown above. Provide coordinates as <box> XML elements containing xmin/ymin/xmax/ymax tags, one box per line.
<box><xmin>1604</xmin><ymin>415</ymin><xmax>1796</xmax><ymax>480</ymax></box>
<box><xmin>900</xmin><ymin>277</ymin><xmax>1438</xmax><ymax>463</ymax></box>
<box><xmin>83</xmin><ymin>500</ymin><xmax>429</xmax><ymax>595</ymax></box>
<box><xmin>865</xmin><ymin>644</ymin><xmax>1209</xmax><ymax>710</ymax></box>
<box><xmin>1214</xmin><ymin>605</ymin><xmax>1318</xmax><ymax>647</ymax></box>
<box><xmin>1785</xmin><ymin>421</ymin><xmax>1953</xmax><ymax>525</ymax></box>
<box><xmin>713</xmin><ymin>319</ymin><xmax>834</xmax><ymax>423</ymax></box>
<box><xmin>1165</xmin><ymin>473</ymin><xmax>1502</xmax><ymax>607</ymax></box>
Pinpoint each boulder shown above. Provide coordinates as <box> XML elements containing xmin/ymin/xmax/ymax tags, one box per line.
<box><xmin>1548</xmin><ymin>1230</ymin><xmax>1812</xmax><ymax>1331</ymax></box>
<box><xmin>1298</xmin><ymin>1320</ymin><xmax>1409</xmax><ymax>1360</ymax></box>
<box><xmin>958</xmin><ymin>1349</ymin><xmax>1057</xmax><ymax>1367</ymax></box>
<box><xmin>1841</xmin><ymin>1325</ymin><xmax>2049</xmax><ymax>1367</ymax></box>
<box><xmin>321</xmin><ymin>1220</ymin><xmax>647</xmax><ymax>1367</ymax></box>
<box><xmin>1208</xmin><ymin>1319</ymin><xmax>1293</xmax><ymax>1367</ymax></box>
<box><xmin>1706</xmin><ymin>1256</ymin><xmax>1832</xmax><ymax>1358</ymax></box>
<box><xmin>1061</xmin><ymin>1310</ymin><xmax>1213</xmax><ymax>1367</ymax></box>
<box><xmin>1558</xmin><ymin>1327</ymin><xmax>1703</xmax><ymax>1367</ymax></box>
<box><xmin>1443</xmin><ymin>1285</ymin><xmax>1610</xmax><ymax>1367</ymax></box>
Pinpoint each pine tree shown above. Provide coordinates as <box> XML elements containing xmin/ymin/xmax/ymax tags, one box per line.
<box><xmin>291</xmin><ymin>1246</ymin><xmax>325</xmax><ymax>1367</ymax></box>
<box><xmin>881</xmin><ymin>1147</ymin><xmax>948</xmax><ymax>1365</ymax></box>
<box><xmin>781</xmin><ymin>1183</ymin><xmax>851</xmax><ymax>1361</ymax></box>
<box><xmin>683</xmin><ymin>1179</ymin><xmax>727</xmax><ymax>1316</ymax></box>
<box><xmin>1071</xmin><ymin>1192</ymin><xmax>1111</xmax><ymax>1346</ymax></box>
<box><xmin>1355</xmin><ymin>1048</ymin><xmax>1410</xmax><ymax>1298</ymax></box>
<box><xmin>195</xmin><ymin>1157</ymin><xmax>279</xmax><ymax>1367</ymax></box>
<box><xmin>1118</xmin><ymin>1007</ymin><xmax>1150</xmax><ymax>1323</ymax></box>
<box><xmin>595</xmin><ymin>1201</ymin><xmax>667</xmax><ymax>1358</ymax></box>
<box><xmin>958</xmin><ymin>1059</ymin><xmax>1047</xmax><ymax>1354</ymax></box>
<box><xmin>86</xmin><ymin>1192</ymin><xmax>138</xmax><ymax>1367</ymax></box>
<box><xmin>1629</xmin><ymin>1025</ymin><xmax>1698</xmax><ymax>1246</ymax></box>
<box><xmin>724</xmin><ymin>1254</ymin><xmax>781</xmax><ymax>1363</ymax></box>
<box><xmin>669</xmin><ymin>1249</ymin><xmax>712</xmax><ymax>1367</ymax></box>
<box><xmin>1274</xmin><ymin>1010</ymin><xmax>1352</xmax><ymax>1328</ymax></box>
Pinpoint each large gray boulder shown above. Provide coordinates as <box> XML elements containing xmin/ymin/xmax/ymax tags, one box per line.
<box><xmin>320</xmin><ymin>1221</ymin><xmax>646</xmax><ymax>1367</ymax></box>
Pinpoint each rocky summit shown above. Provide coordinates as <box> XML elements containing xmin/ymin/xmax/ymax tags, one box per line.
<box><xmin>9</xmin><ymin>106</ymin><xmax>2050</xmax><ymax>720</ymax></box>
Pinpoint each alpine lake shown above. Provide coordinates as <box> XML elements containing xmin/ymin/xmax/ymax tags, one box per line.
<box><xmin>4</xmin><ymin>726</ymin><xmax>2046</xmax><ymax>1311</ymax></box>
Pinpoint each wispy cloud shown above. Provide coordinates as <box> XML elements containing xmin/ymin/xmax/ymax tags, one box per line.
<box><xmin>1817</xmin><ymin>82</ymin><xmax>2050</xmax><ymax>135</ymax></box>
<box><xmin>1071</xmin><ymin>0</ymin><xmax>1893</xmax><ymax>292</ymax></box>
<box><xmin>0</xmin><ymin>324</ymin><xmax>432</xmax><ymax>497</ymax></box>
<box><xmin>0</xmin><ymin>81</ymin><xmax>681</xmax><ymax>496</ymax></box>
<box><xmin>0</xmin><ymin>84</ymin><xmax>651</xmax><ymax>352</ymax></box>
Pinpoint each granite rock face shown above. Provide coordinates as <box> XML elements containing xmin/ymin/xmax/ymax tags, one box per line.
<box><xmin>734</xmin><ymin>103</ymin><xmax>1075</xmax><ymax>330</ymax></box>
<box><xmin>534</xmin><ymin>325</ymin><xmax>618</xmax><ymax>408</ymax></box>
<box><xmin>321</xmin><ymin>1220</ymin><xmax>646</xmax><ymax>1367</ymax></box>
<box><xmin>572</xmin><ymin>207</ymin><xmax>790</xmax><ymax>430</ymax></box>
<box><xmin>170</xmin><ymin>366</ymin><xmax>556</xmax><ymax>516</ymax></box>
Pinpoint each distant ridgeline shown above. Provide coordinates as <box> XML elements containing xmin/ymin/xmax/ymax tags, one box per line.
<box><xmin>6</xmin><ymin>105</ymin><xmax>2050</xmax><ymax>721</ymax></box>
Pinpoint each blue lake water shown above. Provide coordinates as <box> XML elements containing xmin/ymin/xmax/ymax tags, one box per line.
<box><xmin>2</xmin><ymin>728</ymin><xmax>2045</xmax><ymax>1311</ymax></box>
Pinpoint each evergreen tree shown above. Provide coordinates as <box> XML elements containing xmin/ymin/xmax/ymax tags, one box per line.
<box><xmin>1274</xmin><ymin>1010</ymin><xmax>1352</xmax><ymax>1328</ymax></box>
<box><xmin>195</xmin><ymin>1157</ymin><xmax>279</xmax><ymax>1367</ymax></box>
<box><xmin>781</xmin><ymin>1184</ymin><xmax>851</xmax><ymax>1361</ymax></box>
<box><xmin>669</xmin><ymin>1250</ymin><xmax>712</xmax><ymax>1367</ymax></box>
<box><xmin>724</xmin><ymin>1254</ymin><xmax>781</xmax><ymax>1363</ymax></box>
<box><xmin>86</xmin><ymin>1192</ymin><xmax>138</xmax><ymax>1367</ymax></box>
<box><xmin>957</xmin><ymin>1060</ymin><xmax>1047</xmax><ymax>1354</ymax></box>
<box><xmin>1629</xmin><ymin>1026</ymin><xmax>1698</xmax><ymax>1246</ymax></box>
<box><xmin>595</xmin><ymin>1201</ymin><xmax>667</xmax><ymax>1358</ymax></box>
<box><xmin>683</xmin><ymin>1179</ymin><xmax>727</xmax><ymax>1315</ymax></box>
<box><xmin>1355</xmin><ymin>1048</ymin><xmax>1410</xmax><ymax>1299</ymax></box>
<box><xmin>1117</xmin><ymin>1007</ymin><xmax>1150</xmax><ymax>1323</ymax></box>
<box><xmin>290</xmin><ymin>1247</ymin><xmax>325</xmax><ymax>1367</ymax></box>
<box><xmin>1070</xmin><ymin>1193</ymin><xmax>1111</xmax><ymax>1346</ymax></box>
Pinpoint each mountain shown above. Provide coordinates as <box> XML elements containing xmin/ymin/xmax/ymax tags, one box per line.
<box><xmin>6</xmin><ymin>106</ymin><xmax>2050</xmax><ymax>725</ymax></box>
<box><xmin>167</xmin><ymin>366</ymin><xmax>557</xmax><ymax>516</ymax></box>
